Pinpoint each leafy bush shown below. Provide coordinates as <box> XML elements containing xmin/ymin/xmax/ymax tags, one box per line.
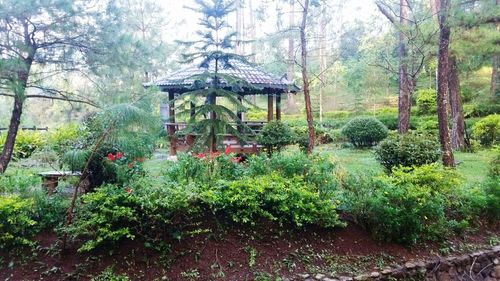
<box><xmin>257</xmin><ymin>121</ymin><xmax>294</xmax><ymax>155</ymax></box>
<box><xmin>203</xmin><ymin>173</ymin><xmax>343</xmax><ymax>228</ymax></box>
<box><xmin>341</xmin><ymin>116</ymin><xmax>388</xmax><ymax>148</ymax></box>
<box><xmin>46</xmin><ymin>123</ymin><xmax>80</xmax><ymax>156</ymax></box>
<box><xmin>0</xmin><ymin>130</ymin><xmax>44</xmax><ymax>159</ymax></box>
<box><xmin>0</xmin><ymin>195</ymin><xmax>37</xmax><ymax>249</ymax></box>
<box><xmin>472</xmin><ymin>114</ymin><xmax>499</xmax><ymax>147</ymax></box>
<box><xmin>463</xmin><ymin>103</ymin><xmax>500</xmax><ymax>118</ymax></box>
<box><xmin>343</xmin><ymin>164</ymin><xmax>471</xmax><ymax>245</ymax></box>
<box><xmin>483</xmin><ymin>149</ymin><xmax>500</xmax><ymax>218</ymax></box>
<box><xmin>67</xmin><ymin>182</ymin><xmax>193</xmax><ymax>252</ymax></box>
<box><xmin>374</xmin><ymin>132</ymin><xmax>441</xmax><ymax>172</ymax></box>
<box><xmin>245</xmin><ymin>151</ymin><xmax>338</xmax><ymax>196</ymax></box>
<box><xmin>416</xmin><ymin>89</ymin><xmax>436</xmax><ymax>115</ymax></box>
<box><xmin>415</xmin><ymin>116</ymin><xmax>438</xmax><ymax>133</ymax></box>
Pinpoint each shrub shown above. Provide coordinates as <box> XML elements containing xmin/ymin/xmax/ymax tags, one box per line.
<box><xmin>343</xmin><ymin>164</ymin><xmax>469</xmax><ymax>245</ymax></box>
<box><xmin>374</xmin><ymin>132</ymin><xmax>441</xmax><ymax>172</ymax></box>
<box><xmin>46</xmin><ymin>123</ymin><xmax>80</xmax><ymax>156</ymax></box>
<box><xmin>67</xmin><ymin>182</ymin><xmax>193</xmax><ymax>252</ymax></box>
<box><xmin>483</xmin><ymin>149</ymin><xmax>500</xmax><ymax>218</ymax></box>
<box><xmin>415</xmin><ymin>89</ymin><xmax>437</xmax><ymax>115</ymax></box>
<box><xmin>341</xmin><ymin>117</ymin><xmax>388</xmax><ymax>148</ymax></box>
<box><xmin>257</xmin><ymin>121</ymin><xmax>294</xmax><ymax>155</ymax></box>
<box><xmin>472</xmin><ymin>114</ymin><xmax>499</xmax><ymax>147</ymax></box>
<box><xmin>203</xmin><ymin>173</ymin><xmax>344</xmax><ymax>228</ymax></box>
<box><xmin>0</xmin><ymin>195</ymin><xmax>37</xmax><ymax>249</ymax></box>
<box><xmin>463</xmin><ymin>103</ymin><xmax>500</xmax><ymax>118</ymax></box>
<box><xmin>0</xmin><ymin>130</ymin><xmax>44</xmax><ymax>159</ymax></box>
<box><xmin>245</xmin><ymin>151</ymin><xmax>338</xmax><ymax>196</ymax></box>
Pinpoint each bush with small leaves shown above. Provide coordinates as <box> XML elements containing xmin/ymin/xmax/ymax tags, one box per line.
<box><xmin>472</xmin><ymin>114</ymin><xmax>499</xmax><ymax>147</ymax></box>
<box><xmin>416</xmin><ymin>89</ymin><xmax>437</xmax><ymax>115</ymax></box>
<box><xmin>341</xmin><ymin>116</ymin><xmax>388</xmax><ymax>148</ymax></box>
<box><xmin>257</xmin><ymin>121</ymin><xmax>294</xmax><ymax>155</ymax></box>
<box><xmin>0</xmin><ymin>195</ymin><xmax>36</xmax><ymax>249</ymax></box>
<box><xmin>374</xmin><ymin>132</ymin><xmax>441</xmax><ymax>172</ymax></box>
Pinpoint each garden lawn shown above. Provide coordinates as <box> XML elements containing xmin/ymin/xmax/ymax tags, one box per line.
<box><xmin>316</xmin><ymin>145</ymin><xmax>495</xmax><ymax>183</ymax></box>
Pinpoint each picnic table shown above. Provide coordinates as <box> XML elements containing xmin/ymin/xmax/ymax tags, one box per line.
<box><xmin>38</xmin><ymin>171</ymin><xmax>81</xmax><ymax>194</ymax></box>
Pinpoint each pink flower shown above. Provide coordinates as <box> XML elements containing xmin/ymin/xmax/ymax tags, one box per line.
<box><xmin>128</xmin><ymin>163</ymin><xmax>134</xmax><ymax>169</ymax></box>
<box><xmin>116</xmin><ymin>152</ymin><xmax>123</xmax><ymax>160</ymax></box>
<box><xmin>224</xmin><ymin>146</ymin><xmax>231</xmax><ymax>155</ymax></box>
<box><xmin>124</xmin><ymin>187</ymin><xmax>133</xmax><ymax>194</ymax></box>
<box><xmin>194</xmin><ymin>153</ymin><xmax>205</xmax><ymax>159</ymax></box>
<box><xmin>107</xmin><ymin>153</ymin><xmax>115</xmax><ymax>161</ymax></box>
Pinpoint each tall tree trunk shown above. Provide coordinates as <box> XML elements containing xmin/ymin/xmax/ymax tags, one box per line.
<box><xmin>448</xmin><ymin>57</ymin><xmax>466</xmax><ymax>151</ymax></box>
<box><xmin>0</xmin><ymin>96</ymin><xmax>25</xmax><ymax>173</ymax></box>
<box><xmin>318</xmin><ymin>8</ymin><xmax>326</xmax><ymax>123</ymax></box>
<box><xmin>437</xmin><ymin>0</ymin><xmax>454</xmax><ymax>167</ymax></box>
<box><xmin>492</xmin><ymin>0</ymin><xmax>499</xmax><ymax>101</ymax></box>
<box><xmin>430</xmin><ymin>0</ymin><xmax>438</xmax><ymax>19</ymax></box>
<box><xmin>398</xmin><ymin>0</ymin><xmax>411</xmax><ymax>134</ymax></box>
<box><xmin>286</xmin><ymin>0</ymin><xmax>299</xmax><ymax>113</ymax></box>
<box><xmin>300</xmin><ymin>0</ymin><xmax>314</xmax><ymax>154</ymax></box>
<box><xmin>493</xmin><ymin>55</ymin><xmax>498</xmax><ymax>101</ymax></box>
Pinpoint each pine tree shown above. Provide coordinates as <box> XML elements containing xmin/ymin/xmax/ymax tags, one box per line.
<box><xmin>177</xmin><ymin>0</ymin><xmax>250</xmax><ymax>153</ymax></box>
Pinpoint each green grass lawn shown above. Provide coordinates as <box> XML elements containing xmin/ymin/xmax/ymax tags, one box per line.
<box><xmin>316</xmin><ymin>145</ymin><xmax>495</xmax><ymax>183</ymax></box>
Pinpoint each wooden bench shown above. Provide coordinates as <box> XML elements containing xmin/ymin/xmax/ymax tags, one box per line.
<box><xmin>39</xmin><ymin>171</ymin><xmax>81</xmax><ymax>194</ymax></box>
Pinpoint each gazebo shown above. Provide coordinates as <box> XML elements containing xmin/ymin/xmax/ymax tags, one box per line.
<box><xmin>147</xmin><ymin>59</ymin><xmax>300</xmax><ymax>156</ymax></box>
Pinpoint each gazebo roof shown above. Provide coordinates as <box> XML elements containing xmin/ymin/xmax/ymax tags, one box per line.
<box><xmin>146</xmin><ymin>59</ymin><xmax>300</xmax><ymax>94</ymax></box>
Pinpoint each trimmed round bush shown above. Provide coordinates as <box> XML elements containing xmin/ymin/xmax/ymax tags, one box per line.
<box><xmin>472</xmin><ymin>114</ymin><xmax>499</xmax><ymax>147</ymax></box>
<box><xmin>341</xmin><ymin>116</ymin><xmax>388</xmax><ymax>148</ymax></box>
<box><xmin>374</xmin><ymin>132</ymin><xmax>441</xmax><ymax>172</ymax></box>
<box><xmin>257</xmin><ymin>121</ymin><xmax>294</xmax><ymax>155</ymax></box>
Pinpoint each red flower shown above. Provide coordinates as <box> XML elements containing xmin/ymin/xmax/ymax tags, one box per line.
<box><xmin>107</xmin><ymin>153</ymin><xmax>115</xmax><ymax>161</ymax></box>
<box><xmin>215</xmin><ymin>152</ymin><xmax>220</xmax><ymax>157</ymax></box>
<box><xmin>128</xmin><ymin>163</ymin><xmax>133</xmax><ymax>169</ymax></box>
<box><xmin>224</xmin><ymin>146</ymin><xmax>231</xmax><ymax>155</ymax></box>
<box><xmin>194</xmin><ymin>153</ymin><xmax>205</xmax><ymax>159</ymax></box>
<box><xmin>210</xmin><ymin>151</ymin><xmax>215</xmax><ymax>160</ymax></box>
<box><xmin>124</xmin><ymin>187</ymin><xmax>133</xmax><ymax>194</ymax></box>
<box><xmin>116</xmin><ymin>152</ymin><xmax>123</xmax><ymax>160</ymax></box>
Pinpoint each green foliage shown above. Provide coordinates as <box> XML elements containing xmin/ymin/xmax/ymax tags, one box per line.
<box><xmin>46</xmin><ymin>124</ymin><xmax>80</xmax><ymax>156</ymax></box>
<box><xmin>164</xmin><ymin>152</ymin><xmax>244</xmax><ymax>184</ymax></box>
<box><xmin>0</xmin><ymin>130</ymin><xmax>44</xmax><ymax>159</ymax></box>
<box><xmin>463</xmin><ymin>104</ymin><xmax>500</xmax><ymax>118</ymax></box>
<box><xmin>175</xmin><ymin>0</ymin><xmax>249</xmax><ymax>151</ymax></box>
<box><xmin>341</xmin><ymin>117</ymin><xmax>388</xmax><ymax>148</ymax></box>
<box><xmin>472</xmin><ymin>114</ymin><xmax>499</xmax><ymax>147</ymax></box>
<box><xmin>415</xmin><ymin>89</ymin><xmax>437</xmax><ymax>115</ymax></box>
<box><xmin>483</xmin><ymin>148</ymin><xmax>500</xmax><ymax>218</ymax></box>
<box><xmin>203</xmin><ymin>173</ymin><xmax>343</xmax><ymax>228</ymax></box>
<box><xmin>91</xmin><ymin>267</ymin><xmax>129</xmax><ymax>281</ymax></box>
<box><xmin>343</xmin><ymin>164</ymin><xmax>472</xmax><ymax>245</ymax></box>
<box><xmin>66</xmin><ymin>182</ymin><xmax>193</xmax><ymax>252</ymax></box>
<box><xmin>0</xmin><ymin>195</ymin><xmax>36</xmax><ymax>249</ymax></box>
<box><xmin>257</xmin><ymin>121</ymin><xmax>294</xmax><ymax>155</ymax></box>
<box><xmin>374</xmin><ymin>132</ymin><xmax>441</xmax><ymax>172</ymax></box>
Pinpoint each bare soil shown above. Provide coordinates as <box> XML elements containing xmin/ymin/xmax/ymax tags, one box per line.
<box><xmin>1</xmin><ymin>217</ymin><xmax>498</xmax><ymax>281</ymax></box>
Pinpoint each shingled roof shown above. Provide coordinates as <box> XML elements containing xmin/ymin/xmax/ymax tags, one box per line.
<box><xmin>147</xmin><ymin>59</ymin><xmax>299</xmax><ymax>95</ymax></box>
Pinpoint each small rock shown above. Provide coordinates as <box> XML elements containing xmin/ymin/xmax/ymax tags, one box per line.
<box><xmin>338</xmin><ymin>277</ymin><xmax>353</xmax><ymax>281</ymax></box>
<box><xmin>492</xmin><ymin>265</ymin><xmax>500</xmax><ymax>278</ymax></box>
<box><xmin>369</xmin><ymin>272</ymin><xmax>380</xmax><ymax>278</ymax></box>
<box><xmin>299</xmin><ymin>274</ymin><xmax>311</xmax><ymax>279</ymax></box>
<box><xmin>493</xmin><ymin>258</ymin><xmax>499</xmax><ymax>265</ymax></box>
<box><xmin>491</xmin><ymin>245</ymin><xmax>500</xmax><ymax>252</ymax></box>
<box><xmin>353</xmin><ymin>275</ymin><xmax>368</xmax><ymax>281</ymax></box>
<box><xmin>381</xmin><ymin>269</ymin><xmax>392</xmax><ymax>275</ymax></box>
<box><xmin>405</xmin><ymin>262</ymin><xmax>416</xmax><ymax>269</ymax></box>
<box><xmin>323</xmin><ymin>278</ymin><xmax>338</xmax><ymax>281</ymax></box>
<box><xmin>314</xmin><ymin>273</ymin><xmax>325</xmax><ymax>280</ymax></box>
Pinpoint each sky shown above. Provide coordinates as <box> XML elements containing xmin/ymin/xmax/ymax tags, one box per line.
<box><xmin>157</xmin><ymin>0</ymin><xmax>385</xmax><ymax>41</ymax></box>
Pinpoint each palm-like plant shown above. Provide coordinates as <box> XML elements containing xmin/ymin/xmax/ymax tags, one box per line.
<box><xmin>176</xmin><ymin>0</ymin><xmax>251</xmax><ymax>153</ymax></box>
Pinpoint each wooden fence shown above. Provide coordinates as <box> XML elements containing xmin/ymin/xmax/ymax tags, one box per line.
<box><xmin>0</xmin><ymin>126</ymin><xmax>48</xmax><ymax>134</ymax></box>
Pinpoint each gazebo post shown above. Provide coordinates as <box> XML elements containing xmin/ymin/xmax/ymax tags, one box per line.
<box><xmin>168</xmin><ymin>92</ymin><xmax>177</xmax><ymax>156</ymax></box>
<box><xmin>267</xmin><ymin>93</ymin><xmax>274</xmax><ymax>122</ymax></box>
<box><xmin>276</xmin><ymin>93</ymin><xmax>282</xmax><ymax>121</ymax></box>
